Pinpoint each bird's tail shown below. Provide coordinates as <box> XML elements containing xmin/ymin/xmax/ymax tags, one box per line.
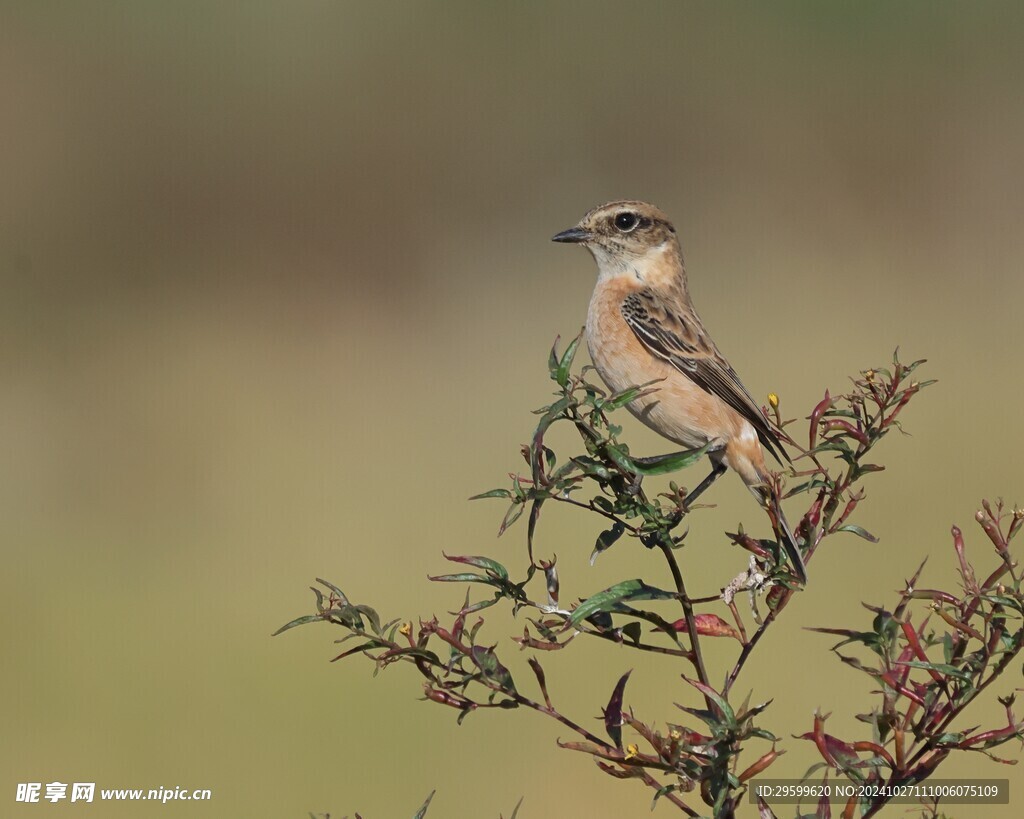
<box><xmin>756</xmin><ymin>484</ymin><xmax>807</xmax><ymax>584</ymax></box>
<box><xmin>775</xmin><ymin>504</ymin><xmax>807</xmax><ymax>584</ymax></box>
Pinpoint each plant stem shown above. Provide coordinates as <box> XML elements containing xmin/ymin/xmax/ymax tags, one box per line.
<box><xmin>723</xmin><ymin>608</ymin><xmax>780</xmax><ymax>696</ymax></box>
<box><xmin>550</xmin><ymin>494</ymin><xmax>639</xmax><ymax>533</ymax></box>
<box><xmin>637</xmin><ymin>772</ymin><xmax>699</xmax><ymax>815</ymax></box>
<box><xmin>508</xmin><ymin>689</ymin><xmax>612</xmax><ymax>750</ymax></box>
<box><xmin>658</xmin><ymin>542</ymin><xmax>714</xmax><ymax>706</ymax></box>
<box><xmin>505</xmin><ymin>684</ymin><xmax>699</xmax><ymax>814</ymax></box>
<box><xmin>584</xmin><ymin>627</ymin><xmax>691</xmax><ymax>658</ymax></box>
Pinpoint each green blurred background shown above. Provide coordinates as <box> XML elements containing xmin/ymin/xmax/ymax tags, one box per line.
<box><xmin>3</xmin><ymin>2</ymin><xmax>1022</xmax><ymax>816</ymax></box>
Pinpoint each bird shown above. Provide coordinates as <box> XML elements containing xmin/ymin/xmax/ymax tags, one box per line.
<box><xmin>552</xmin><ymin>200</ymin><xmax>806</xmax><ymax>583</ymax></box>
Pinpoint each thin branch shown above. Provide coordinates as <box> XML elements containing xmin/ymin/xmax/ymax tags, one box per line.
<box><xmin>723</xmin><ymin>607</ymin><xmax>781</xmax><ymax>697</ymax></box>
<box><xmin>658</xmin><ymin>541</ymin><xmax>714</xmax><ymax>706</ymax></box>
<box><xmin>549</xmin><ymin>493</ymin><xmax>639</xmax><ymax>533</ymax></box>
<box><xmin>506</xmin><ymin>687</ymin><xmax>613</xmax><ymax>751</ymax></box>
<box><xmin>583</xmin><ymin>626</ymin><xmax>692</xmax><ymax>658</ymax></box>
<box><xmin>636</xmin><ymin>771</ymin><xmax>699</xmax><ymax>815</ymax></box>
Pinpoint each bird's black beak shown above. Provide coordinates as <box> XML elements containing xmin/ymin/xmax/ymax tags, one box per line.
<box><xmin>551</xmin><ymin>226</ymin><xmax>592</xmax><ymax>244</ymax></box>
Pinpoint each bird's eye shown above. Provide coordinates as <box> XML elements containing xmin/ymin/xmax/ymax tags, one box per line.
<box><xmin>614</xmin><ymin>212</ymin><xmax>639</xmax><ymax>232</ymax></box>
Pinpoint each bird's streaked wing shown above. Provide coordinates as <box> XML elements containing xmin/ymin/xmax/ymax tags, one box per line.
<box><xmin>621</xmin><ymin>289</ymin><xmax>788</xmax><ymax>463</ymax></box>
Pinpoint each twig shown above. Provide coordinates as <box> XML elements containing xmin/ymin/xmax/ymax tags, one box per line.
<box><xmin>723</xmin><ymin>608</ymin><xmax>781</xmax><ymax>696</ymax></box>
<box><xmin>658</xmin><ymin>541</ymin><xmax>714</xmax><ymax>708</ymax></box>
<box><xmin>550</xmin><ymin>494</ymin><xmax>639</xmax><ymax>533</ymax></box>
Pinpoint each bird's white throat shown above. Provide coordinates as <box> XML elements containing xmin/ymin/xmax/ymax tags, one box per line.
<box><xmin>589</xmin><ymin>239</ymin><xmax>674</xmax><ymax>284</ymax></box>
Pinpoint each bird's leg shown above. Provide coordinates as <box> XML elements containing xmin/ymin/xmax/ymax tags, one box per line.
<box><xmin>682</xmin><ymin>461</ymin><xmax>728</xmax><ymax>510</ymax></box>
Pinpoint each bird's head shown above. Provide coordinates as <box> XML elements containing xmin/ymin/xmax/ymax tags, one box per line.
<box><xmin>552</xmin><ymin>200</ymin><xmax>681</xmax><ymax>278</ymax></box>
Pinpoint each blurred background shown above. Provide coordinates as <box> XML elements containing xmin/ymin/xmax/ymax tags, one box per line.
<box><xmin>3</xmin><ymin>2</ymin><xmax>1023</xmax><ymax>816</ymax></box>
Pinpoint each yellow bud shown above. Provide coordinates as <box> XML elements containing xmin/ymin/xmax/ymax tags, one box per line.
<box><xmin>625</xmin><ymin>743</ymin><xmax>640</xmax><ymax>760</ymax></box>
<box><xmin>399</xmin><ymin>622</ymin><xmax>412</xmax><ymax>637</ymax></box>
<box><xmin>767</xmin><ymin>392</ymin><xmax>779</xmax><ymax>409</ymax></box>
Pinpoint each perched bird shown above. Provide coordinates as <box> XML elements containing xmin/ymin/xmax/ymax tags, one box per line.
<box><xmin>552</xmin><ymin>200</ymin><xmax>806</xmax><ymax>583</ymax></box>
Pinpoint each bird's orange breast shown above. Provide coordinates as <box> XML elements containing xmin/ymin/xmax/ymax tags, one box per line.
<box><xmin>586</xmin><ymin>276</ymin><xmax>731</xmax><ymax>451</ymax></box>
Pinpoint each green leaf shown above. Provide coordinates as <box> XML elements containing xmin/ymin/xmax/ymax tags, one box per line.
<box><xmin>528</xmin><ymin>397</ymin><xmax>574</xmax><ymax>487</ymax></box>
<box><xmin>808</xmin><ymin>439</ymin><xmax>852</xmax><ymax>456</ymax></box>
<box><xmin>569</xmin><ymin>579</ymin><xmax>675</xmax><ymax>627</ymax></box>
<box><xmin>535</xmin><ymin>394</ymin><xmax>574</xmax><ymax>425</ymax></box>
<box><xmin>526</xmin><ymin>497</ymin><xmax>544</xmax><ymax>563</ymax></box>
<box><xmin>330</xmin><ymin>640</ymin><xmax>386</xmax><ymax>661</ymax></box>
<box><xmin>460</xmin><ymin>595</ymin><xmax>501</xmax><ymax>614</ymax></box>
<box><xmin>590</xmin><ymin>521</ymin><xmax>625</xmax><ymax>564</ymax></box>
<box><xmin>631</xmin><ymin>443</ymin><xmax>712</xmax><ymax>475</ymax></box>
<box><xmin>469</xmin><ymin>488</ymin><xmax>513</xmax><ymax>500</ymax></box>
<box><xmin>548</xmin><ymin>337</ymin><xmax>562</xmax><ymax>382</ymax></box>
<box><xmin>620</xmin><ymin>621</ymin><xmax>643</xmax><ymax>644</ymax></box>
<box><xmin>353</xmin><ymin>604</ymin><xmax>381</xmax><ymax>634</ymax></box>
<box><xmin>980</xmin><ymin>594</ymin><xmax>1024</xmax><ymax>615</ymax></box>
<box><xmin>683</xmin><ymin>676</ymin><xmax>736</xmax><ymax>727</ymax></box>
<box><xmin>872</xmin><ymin>611</ymin><xmax>898</xmax><ymax>642</ymax></box>
<box><xmin>606</xmin><ymin>443</ymin><xmax>711</xmax><ymax>476</ymax></box>
<box><xmin>428</xmin><ymin>572</ymin><xmax>489</xmax><ymax>583</ymax></box>
<box><xmin>651</xmin><ymin>784</ymin><xmax>678</xmax><ymax>810</ymax></box>
<box><xmin>442</xmin><ymin>553</ymin><xmax>509</xmax><ymax>581</ymax></box>
<box><xmin>412</xmin><ymin>790</ymin><xmax>435</xmax><ymax>819</ymax></box>
<box><xmin>604</xmin><ymin>444</ymin><xmax>636</xmax><ymax>474</ymax></box>
<box><xmin>739</xmin><ymin>699</ymin><xmax>773</xmax><ymax>720</ymax></box>
<box><xmin>498</xmin><ymin>502</ymin><xmax>524</xmax><ymax>535</ymax></box>
<box><xmin>428</xmin><ymin>571</ymin><xmax>516</xmax><ymax>597</ymax></box>
<box><xmin>896</xmin><ymin>660</ymin><xmax>974</xmax><ymax>684</ymax></box>
<box><xmin>821</xmin><ymin>408</ymin><xmax>859</xmax><ymax>418</ymax></box>
<box><xmin>548</xmin><ymin>459</ymin><xmax>581</xmax><ymax>486</ymax></box>
<box><xmin>556</xmin><ymin>331</ymin><xmax>584</xmax><ymax>387</ymax></box>
<box><xmin>323</xmin><ymin>605</ymin><xmax>365</xmax><ymax>630</ymax></box>
<box><xmin>674</xmin><ymin>704</ymin><xmax>720</xmax><ymax>729</ymax></box>
<box><xmin>603</xmin><ymin>379</ymin><xmax>662</xmax><ymax>411</ymax></box>
<box><xmin>806</xmin><ymin>627</ymin><xmax>881</xmax><ymax>651</ymax></box>
<box><xmin>528</xmin><ymin>616</ymin><xmax>561</xmax><ymax>642</ymax></box>
<box><xmin>542</xmin><ymin>444</ymin><xmax>557</xmax><ymax>469</ymax></box>
<box><xmin>271</xmin><ymin>614</ymin><xmax>323</xmax><ymax>636</ymax></box>
<box><xmin>783</xmin><ymin>478</ymin><xmax>830</xmax><ymax>498</ymax></box>
<box><xmin>570</xmin><ymin>456</ymin><xmax>612</xmax><ymax>481</ymax></box>
<box><xmin>602</xmin><ymin>385</ymin><xmax>643</xmax><ymax>411</ymax></box>
<box><xmin>470</xmin><ymin>646</ymin><xmax>517</xmax><ymax>693</ymax></box>
<box><xmin>837</xmin><ymin>524</ymin><xmax>879</xmax><ymax>543</ymax></box>
<box><xmin>378</xmin><ymin>646</ymin><xmax>441</xmax><ymax>665</ymax></box>
<box><xmin>315</xmin><ymin>577</ymin><xmax>350</xmax><ymax>604</ymax></box>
